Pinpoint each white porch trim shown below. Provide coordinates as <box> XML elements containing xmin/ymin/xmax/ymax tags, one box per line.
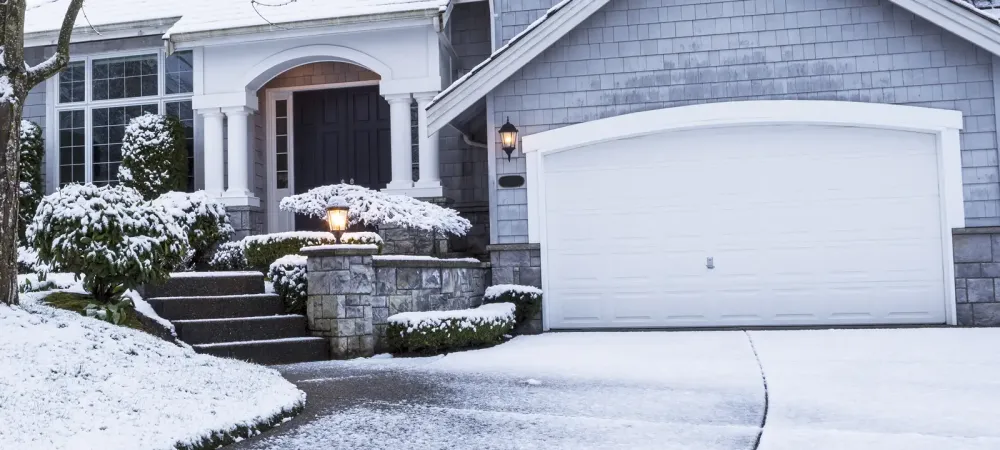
<box><xmin>521</xmin><ymin>100</ymin><xmax>966</xmax><ymax>329</ymax></box>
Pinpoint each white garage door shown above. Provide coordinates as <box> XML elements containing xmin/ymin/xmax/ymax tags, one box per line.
<box><xmin>543</xmin><ymin>124</ymin><xmax>948</xmax><ymax>328</ymax></box>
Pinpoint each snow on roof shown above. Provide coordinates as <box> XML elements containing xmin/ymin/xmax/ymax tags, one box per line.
<box><xmin>25</xmin><ymin>0</ymin><xmax>447</xmax><ymax>39</ymax></box>
<box><xmin>24</xmin><ymin>0</ymin><xmax>193</xmax><ymax>35</ymax></box>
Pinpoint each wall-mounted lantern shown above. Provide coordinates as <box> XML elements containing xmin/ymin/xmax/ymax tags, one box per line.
<box><xmin>325</xmin><ymin>197</ymin><xmax>350</xmax><ymax>244</ymax></box>
<box><xmin>499</xmin><ymin>117</ymin><xmax>519</xmax><ymax>161</ymax></box>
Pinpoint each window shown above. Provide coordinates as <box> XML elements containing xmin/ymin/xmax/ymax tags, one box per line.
<box><xmin>54</xmin><ymin>50</ymin><xmax>196</xmax><ymax>188</ymax></box>
<box><xmin>58</xmin><ymin>61</ymin><xmax>85</xmax><ymax>103</ymax></box>
<box><xmin>165</xmin><ymin>51</ymin><xmax>194</xmax><ymax>95</ymax></box>
<box><xmin>58</xmin><ymin>110</ymin><xmax>85</xmax><ymax>186</ymax></box>
<box><xmin>166</xmin><ymin>100</ymin><xmax>195</xmax><ymax>191</ymax></box>
<box><xmin>92</xmin><ymin>104</ymin><xmax>158</xmax><ymax>186</ymax></box>
<box><xmin>92</xmin><ymin>54</ymin><xmax>158</xmax><ymax>101</ymax></box>
<box><xmin>275</xmin><ymin>100</ymin><xmax>289</xmax><ymax>189</ymax></box>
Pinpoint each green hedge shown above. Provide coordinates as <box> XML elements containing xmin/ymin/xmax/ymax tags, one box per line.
<box><xmin>242</xmin><ymin>231</ymin><xmax>383</xmax><ymax>271</ymax></box>
<box><xmin>482</xmin><ymin>284</ymin><xmax>542</xmax><ymax>327</ymax></box>
<box><xmin>118</xmin><ymin>113</ymin><xmax>188</xmax><ymax>200</ymax></box>
<box><xmin>386</xmin><ymin>303</ymin><xmax>515</xmax><ymax>355</ymax></box>
<box><xmin>18</xmin><ymin>120</ymin><xmax>44</xmax><ymax>244</ymax></box>
<box><xmin>267</xmin><ymin>255</ymin><xmax>307</xmax><ymax>314</ymax></box>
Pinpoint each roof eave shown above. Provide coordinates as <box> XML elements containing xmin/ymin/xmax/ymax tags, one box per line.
<box><xmin>895</xmin><ymin>0</ymin><xmax>1000</xmax><ymax>55</ymax></box>
<box><xmin>24</xmin><ymin>17</ymin><xmax>180</xmax><ymax>48</ymax></box>
<box><xmin>165</xmin><ymin>8</ymin><xmax>443</xmax><ymax>45</ymax></box>
<box><xmin>426</xmin><ymin>0</ymin><xmax>612</xmax><ymax>135</ymax></box>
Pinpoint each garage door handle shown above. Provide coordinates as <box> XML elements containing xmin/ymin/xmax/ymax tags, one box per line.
<box><xmin>706</xmin><ymin>257</ymin><xmax>715</xmax><ymax>269</ymax></box>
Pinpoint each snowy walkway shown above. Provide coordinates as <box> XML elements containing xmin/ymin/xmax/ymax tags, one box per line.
<box><xmin>228</xmin><ymin>329</ymin><xmax>1000</xmax><ymax>450</ymax></box>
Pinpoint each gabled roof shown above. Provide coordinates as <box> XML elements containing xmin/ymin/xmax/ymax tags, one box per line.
<box><xmin>426</xmin><ymin>0</ymin><xmax>1000</xmax><ymax>135</ymax></box>
<box><xmin>24</xmin><ymin>0</ymin><xmax>446</xmax><ymax>45</ymax></box>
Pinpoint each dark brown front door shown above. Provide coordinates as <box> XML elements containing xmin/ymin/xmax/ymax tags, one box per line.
<box><xmin>293</xmin><ymin>86</ymin><xmax>391</xmax><ymax>230</ymax></box>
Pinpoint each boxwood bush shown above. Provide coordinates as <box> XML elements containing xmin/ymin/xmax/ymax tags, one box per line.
<box><xmin>118</xmin><ymin>113</ymin><xmax>188</xmax><ymax>200</ymax></box>
<box><xmin>267</xmin><ymin>255</ymin><xmax>307</xmax><ymax>314</ymax></box>
<box><xmin>154</xmin><ymin>191</ymin><xmax>234</xmax><ymax>270</ymax></box>
<box><xmin>482</xmin><ymin>284</ymin><xmax>543</xmax><ymax>327</ymax></box>
<box><xmin>243</xmin><ymin>231</ymin><xmax>383</xmax><ymax>271</ymax></box>
<box><xmin>19</xmin><ymin>120</ymin><xmax>44</xmax><ymax>244</ymax></box>
<box><xmin>386</xmin><ymin>303</ymin><xmax>516</xmax><ymax>355</ymax></box>
<box><xmin>209</xmin><ymin>241</ymin><xmax>248</xmax><ymax>271</ymax></box>
<box><xmin>28</xmin><ymin>184</ymin><xmax>189</xmax><ymax>303</ymax></box>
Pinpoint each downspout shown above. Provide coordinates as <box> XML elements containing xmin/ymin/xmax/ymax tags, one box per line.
<box><xmin>450</xmin><ymin>124</ymin><xmax>488</xmax><ymax>149</ymax></box>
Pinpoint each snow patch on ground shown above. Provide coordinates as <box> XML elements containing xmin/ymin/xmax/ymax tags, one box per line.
<box><xmin>0</xmin><ymin>292</ymin><xmax>304</xmax><ymax>450</ymax></box>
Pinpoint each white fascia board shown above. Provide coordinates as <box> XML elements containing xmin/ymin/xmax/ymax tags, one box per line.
<box><xmin>24</xmin><ymin>18</ymin><xmax>179</xmax><ymax>48</ymax></box>
<box><xmin>166</xmin><ymin>10</ymin><xmax>439</xmax><ymax>47</ymax></box>
<box><xmin>425</xmin><ymin>0</ymin><xmax>612</xmax><ymax>135</ymax></box>
<box><xmin>891</xmin><ymin>0</ymin><xmax>1000</xmax><ymax>56</ymax></box>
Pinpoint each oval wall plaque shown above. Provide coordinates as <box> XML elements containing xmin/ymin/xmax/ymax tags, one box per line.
<box><xmin>498</xmin><ymin>175</ymin><xmax>525</xmax><ymax>188</ymax></box>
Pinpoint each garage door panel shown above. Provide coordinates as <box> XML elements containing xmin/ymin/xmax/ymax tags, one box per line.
<box><xmin>544</xmin><ymin>124</ymin><xmax>948</xmax><ymax>329</ymax></box>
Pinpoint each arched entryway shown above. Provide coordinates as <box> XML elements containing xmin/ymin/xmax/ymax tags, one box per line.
<box><xmin>256</xmin><ymin>61</ymin><xmax>392</xmax><ymax>232</ymax></box>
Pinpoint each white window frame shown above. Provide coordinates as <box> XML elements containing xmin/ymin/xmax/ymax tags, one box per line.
<box><xmin>47</xmin><ymin>48</ymin><xmax>195</xmax><ymax>189</ymax></box>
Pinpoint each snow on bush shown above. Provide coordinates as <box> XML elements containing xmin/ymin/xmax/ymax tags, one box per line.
<box><xmin>27</xmin><ymin>184</ymin><xmax>189</xmax><ymax>303</ymax></box>
<box><xmin>386</xmin><ymin>303</ymin><xmax>516</xmax><ymax>354</ymax></box>
<box><xmin>209</xmin><ymin>241</ymin><xmax>248</xmax><ymax>271</ymax></box>
<box><xmin>153</xmin><ymin>191</ymin><xmax>234</xmax><ymax>270</ymax></box>
<box><xmin>483</xmin><ymin>284</ymin><xmax>543</xmax><ymax>328</ymax></box>
<box><xmin>16</xmin><ymin>246</ymin><xmax>50</xmax><ymax>275</ymax></box>
<box><xmin>243</xmin><ymin>231</ymin><xmax>383</xmax><ymax>270</ymax></box>
<box><xmin>0</xmin><ymin>293</ymin><xmax>304</xmax><ymax>450</ymax></box>
<box><xmin>118</xmin><ymin>113</ymin><xmax>188</xmax><ymax>199</ymax></box>
<box><xmin>279</xmin><ymin>184</ymin><xmax>472</xmax><ymax>236</ymax></box>
<box><xmin>19</xmin><ymin>119</ymin><xmax>44</xmax><ymax>243</ymax></box>
<box><xmin>268</xmin><ymin>254</ymin><xmax>307</xmax><ymax>314</ymax></box>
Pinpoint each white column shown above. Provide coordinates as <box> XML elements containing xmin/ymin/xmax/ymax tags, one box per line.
<box><xmin>200</xmin><ymin>109</ymin><xmax>225</xmax><ymax>196</ymax></box>
<box><xmin>413</xmin><ymin>92</ymin><xmax>443</xmax><ymax>197</ymax></box>
<box><xmin>384</xmin><ymin>94</ymin><xmax>414</xmax><ymax>191</ymax></box>
<box><xmin>221</xmin><ymin>107</ymin><xmax>258</xmax><ymax>206</ymax></box>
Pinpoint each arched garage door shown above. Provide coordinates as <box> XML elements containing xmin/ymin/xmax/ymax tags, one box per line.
<box><xmin>523</xmin><ymin>101</ymin><xmax>965</xmax><ymax>329</ymax></box>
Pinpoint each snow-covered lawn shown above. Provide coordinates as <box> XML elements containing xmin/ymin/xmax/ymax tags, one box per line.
<box><xmin>0</xmin><ymin>291</ymin><xmax>305</xmax><ymax>450</ymax></box>
<box><xmin>230</xmin><ymin>329</ymin><xmax>1000</xmax><ymax>450</ymax></box>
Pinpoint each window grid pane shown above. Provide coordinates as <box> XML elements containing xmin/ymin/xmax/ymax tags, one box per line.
<box><xmin>275</xmin><ymin>100</ymin><xmax>289</xmax><ymax>190</ymax></box>
<box><xmin>91</xmin><ymin>104</ymin><xmax>158</xmax><ymax>186</ymax></box>
<box><xmin>165</xmin><ymin>51</ymin><xmax>194</xmax><ymax>95</ymax></box>
<box><xmin>166</xmin><ymin>100</ymin><xmax>196</xmax><ymax>192</ymax></box>
<box><xmin>58</xmin><ymin>62</ymin><xmax>85</xmax><ymax>103</ymax></box>
<box><xmin>59</xmin><ymin>110</ymin><xmax>86</xmax><ymax>186</ymax></box>
<box><xmin>92</xmin><ymin>54</ymin><xmax>158</xmax><ymax>101</ymax></box>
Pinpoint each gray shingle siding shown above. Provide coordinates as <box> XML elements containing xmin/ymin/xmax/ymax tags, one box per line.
<box><xmin>490</xmin><ymin>0</ymin><xmax>1000</xmax><ymax>243</ymax></box>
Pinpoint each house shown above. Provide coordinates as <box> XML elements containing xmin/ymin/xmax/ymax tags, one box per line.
<box><xmin>23</xmin><ymin>0</ymin><xmax>1000</xmax><ymax>331</ymax></box>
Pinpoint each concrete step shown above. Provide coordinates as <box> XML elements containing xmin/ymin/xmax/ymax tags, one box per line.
<box><xmin>147</xmin><ymin>294</ymin><xmax>284</xmax><ymax>321</ymax></box>
<box><xmin>173</xmin><ymin>315</ymin><xmax>307</xmax><ymax>345</ymax></box>
<box><xmin>144</xmin><ymin>271</ymin><xmax>265</xmax><ymax>298</ymax></box>
<box><xmin>193</xmin><ymin>337</ymin><xmax>330</xmax><ymax>365</ymax></box>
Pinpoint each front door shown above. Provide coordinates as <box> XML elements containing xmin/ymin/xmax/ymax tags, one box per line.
<box><xmin>292</xmin><ymin>86</ymin><xmax>391</xmax><ymax>230</ymax></box>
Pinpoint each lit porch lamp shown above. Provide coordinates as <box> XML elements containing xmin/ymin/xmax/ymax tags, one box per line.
<box><xmin>499</xmin><ymin>117</ymin><xmax>519</xmax><ymax>161</ymax></box>
<box><xmin>325</xmin><ymin>197</ymin><xmax>350</xmax><ymax>244</ymax></box>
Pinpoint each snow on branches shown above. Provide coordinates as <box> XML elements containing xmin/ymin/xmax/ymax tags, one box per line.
<box><xmin>118</xmin><ymin>113</ymin><xmax>188</xmax><ymax>199</ymax></box>
<box><xmin>279</xmin><ymin>184</ymin><xmax>472</xmax><ymax>236</ymax></box>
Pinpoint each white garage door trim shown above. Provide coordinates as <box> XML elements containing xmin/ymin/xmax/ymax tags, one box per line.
<box><xmin>521</xmin><ymin>100</ymin><xmax>965</xmax><ymax>330</ymax></box>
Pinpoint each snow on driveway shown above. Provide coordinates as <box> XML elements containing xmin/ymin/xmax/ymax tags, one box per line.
<box><xmin>236</xmin><ymin>332</ymin><xmax>765</xmax><ymax>450</ymax></box>
<box><xmin>751</xmin><ymin>328</ymin><xmax>1000</xmax><ymax>450</ymax></box>
<box><xmin>233</xmin><ymin>328</ymin><xmax>1000</xmax><ymax>450</ymax></box>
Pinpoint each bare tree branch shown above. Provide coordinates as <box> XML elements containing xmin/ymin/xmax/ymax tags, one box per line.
<box><xmin>26</xmin><ymin>0</ymin><xmax>85</xmax><ymax>88</ymax></box>
<box><xmin>251</xmin><ymin>0</ymin><xmax>297</xmax><ymax>30</ymax></box>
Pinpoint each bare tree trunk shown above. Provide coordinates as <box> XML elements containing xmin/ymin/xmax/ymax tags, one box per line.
<box><xmin>0</xmin><ymin>0</ymin><xmax>85</xmax><ymax>306</ymax></box>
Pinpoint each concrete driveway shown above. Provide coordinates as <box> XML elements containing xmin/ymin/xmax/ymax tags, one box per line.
<box><xmin>229</xmin><ymin>329</ymin><xmax>1000</xmax><ymax>450</ymax></box>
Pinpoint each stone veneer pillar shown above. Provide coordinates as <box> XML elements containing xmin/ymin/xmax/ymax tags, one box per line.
<box><xmin>953</xmin><ymin>228</ymin><xmax>1000</xmax><ymax>326</ymax></box>
<box><xmin>302</xmin><ymin>245</ymin><xmax>378</xmax><ymax>359</ymax></box>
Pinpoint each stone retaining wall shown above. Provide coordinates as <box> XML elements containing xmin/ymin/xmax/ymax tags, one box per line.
<box><xmin>954</xmin><ymin>228</ymin><xmax>1000</xmax><ymax>326</ymax></box>
<box><xmin>303</xmin><ymin>245</ymin><xmax>489</xmax><ymax>358</ymax></box>
<box><xmin>488</xmin><ymin>243</ymin><xmax>543</xmax><ymax>334</ymax></box>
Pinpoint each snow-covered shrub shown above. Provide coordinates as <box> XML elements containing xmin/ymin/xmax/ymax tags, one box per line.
<box><xmin>209</xmin><ymin>241</ymin><xmax>248</xmax><ymax>271</ymax></box>
<box><xmin>27</xmin><ymin>184</ymin><xmax>189</xmax><ymax>303</ymax></box>
<box><xmin>268</xmin><ymin>255</ymin><xmax>307</xmax><ymax>314</ymax></box>
<box><xmin>118</xmin><ymin>113</ymin><xmax>188</xmax><ymax>200</ymax></box>
<box><xmin>19</xmin><ymin>120</ymin><xmax>44</xmax><ymax>243</ymax></box>
<box><xmin>242</xmin><ymin>231</ymin><xmax>382</xmax><ymax>271</ymax></box>
<box><xmin>483</xmin><ymin>284</ymin><xmax>543</xmax><ymax>327</ymax></box>
<box><xmin>279</xmin><ymin>184</ymin><xmax>472</xmax><ymax>236</ymax></box>
<box><xmin>386</xmin><ymin>303</ymin><xmax>516</xmax><ymax>355</ymax></box>
<box><xmin>16</xmin><ymin>246</ymin><xmax>45</xmax><ymax>275</ymax></box>
<box><xmin>154</xmin><ymin>191</ymin><xmax>234</xmax><ymax>270</ymax></box>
